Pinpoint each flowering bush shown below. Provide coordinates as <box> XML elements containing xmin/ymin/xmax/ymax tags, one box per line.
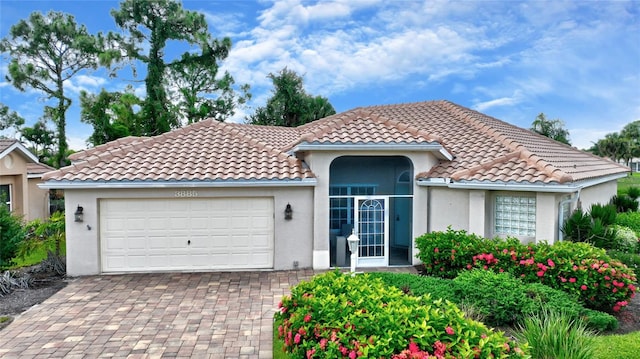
<box><xmin>275</xmin><ymin>270</ymin><xmax>528</xmax><ymax>358</ymax></box>
<box><xmin>416</xmin><ymin>228</ymin><xmax>637</xmax><ymax>312</ymax></box>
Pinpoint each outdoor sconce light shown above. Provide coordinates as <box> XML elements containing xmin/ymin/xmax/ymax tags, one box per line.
<box><xmin>284</xmin><ymin>203</ymin><xmax>293</xmax><ymax>220</ymax></box>
<box><xmin>347</xmin><ymin>230</ymin><xmax>360</xmax><ymax>276</ymax></box>
<box><xmin>74</xmin><ymin>205</ymin><xmax>84</xmax><ymax>223</ymax></box>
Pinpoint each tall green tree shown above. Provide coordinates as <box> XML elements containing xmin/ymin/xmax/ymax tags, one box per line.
<box><xmin>111</xmin><ymin>0</ymin><xmax>245</xmax><ymax>135</ymax></box>
<box><xmin>0</xmin><ymin>11</ymin><xmax>108</xmax><ymax>168</ymax></box>
<box><xmin>0</xmin><ymin>103</ymin><xmax>25</xmax><ymax>135</ymax></box>
<box><xmin>21</xmin><ymin>119</ymin><xmax>55</xmax><ymax>163</ymax></box>
<box><xmin>80</xmin><ymin>88</ymin><xmax>143</xmax><ymax>146</ymax></box>
<box><xmin>530</xmin><ymin>113</ymin><xmax>571</xmax><ymax>145</ymax></box>
<box><xmin>590</xmin><ymin>121</ymin><xmax>640</xmax><ymax>168</ymax></box>
<box><xmin>166</xmin><ymin>47</ymin><xmax>251</xmax><ymax>124</ymax></box>
<box><xmin>248</xmin><ymin>68</ymin><xmax>336</xmax><ymax>127</ymax></box>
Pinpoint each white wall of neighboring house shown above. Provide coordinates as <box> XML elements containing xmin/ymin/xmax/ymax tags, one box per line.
<box><xmin>579</xmin><ymin>180</ymin><xmax>618</xmax><ymax>210</ymax></box>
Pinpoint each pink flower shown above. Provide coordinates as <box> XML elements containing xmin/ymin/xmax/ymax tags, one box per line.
<box><xmin>319</xmin><ymin>338</ymin><xmax>328</xmax><ymax>350</ymax></box>
<box><xmin>340</xmin><ymin>346</ymin><xmax>348</xmax><ymax>355</ymax></box>
<box><xmin>569</xmin><ymin>277</ymin><xmax>576</xmax><ymax>283</ymax></box>
<box><xmin>536</xmin><ymin>270</ymin><xmax>545</xmax><ymax>277</ymax></box>
<box><xmin>434</xmin><ymin>248</ymin><xmax>439</xmax><ymax>253</ymax></box>
<box><xmin>547</xmin><ymin>259</ymin><xmax>555</xmax><ymax>267</ymax></box>
<box><xmin>445</xmin><ymin>326</ymin><xmax>454</xmax><ymax>335</ymax></box>
<box><xmin>604</xmin><ymin>276</ymin><xmax>611</xmax><ymax>281</ymax></box>
<box><xmin>349</xmin><ymin>350</ymin><xmax>357</xmax><ymax>359</ymax></box>
<box><xmin>580</xmin><ymin>285</ymin><xmax>587</xmax><ymax>291</ymax></box>
<box><xmin>294</xmin><ymin>333</ymin><xmax>301</xmax><ymax>344</ymax></box>
<box><xmin>613</xmin><ymin>305</ymin><xmax>621</xmax><ymax>312</ymax></box>
<box><xmin>304</xmin><ymin>314</ymin><xmax>312</xmax><ymax>322</ymax></box>
<box><xmin>409</xmin><ymin>340</ymin><xmax>419</xmax><ymax>353</ymax></box>
<box><xmin>306</xmin><ymin>348</ymin><xmax>316</xmax><ymax>358</ymax></box>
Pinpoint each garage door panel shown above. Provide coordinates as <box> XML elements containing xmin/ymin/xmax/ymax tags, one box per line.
<box><xmin>100</xmin><ymin>198</ymin><xmax>274</xmax><ymax>272</ymax></box>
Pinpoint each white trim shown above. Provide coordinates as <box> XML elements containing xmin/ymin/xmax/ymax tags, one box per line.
<box><xmin>39</xmin><ymin>178</ymin><xmax>318</xmax><ymax>189</ymax></box>
<box><xmin>417</xmin><ymin>173</ymin><xmax>627</xmax><ymax>193</ymax></box>
<box><xmin>0</xmin><ymin>142</ymin><xmax>39</xmax><ymax>163</ymax></box>
<box><xmin>313</xmin><ymin>250</ymin><xmax>330</xmax><ymax>270</ymax></box>
<box><xmin>292</xmin><ymin>142</ymin><xmax>453</xmax><ymax>160</ymax></box>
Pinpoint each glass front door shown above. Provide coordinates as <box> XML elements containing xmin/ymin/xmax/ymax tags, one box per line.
<box><xmin>354</xmin><ymin>196</ymin><xmax>388</xmax><ymax>267</ymax></box>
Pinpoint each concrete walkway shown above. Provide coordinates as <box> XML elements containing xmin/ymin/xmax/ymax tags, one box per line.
<box><xmin>0</xmin><ymin>267</ymin><xmax>416</xmax><ymax>358</ymax></box>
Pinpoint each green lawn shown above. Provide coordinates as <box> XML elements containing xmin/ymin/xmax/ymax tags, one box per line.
<box><xmin>593</xmin><ymin>331</ymin><xmax>640</xmax><ymax>359</ymax></box>
<box><xmin>618</xmin><ymin>172</ymin><xmax>640</xmax><ymax>194</ymax></box>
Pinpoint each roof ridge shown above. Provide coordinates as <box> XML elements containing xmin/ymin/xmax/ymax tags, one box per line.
<box><xmin>439</xmin><ymin>101</ymin><xmax>576</xmax><ymax>182</ymax></box>
<box><xmin>216</xmin><ymin>121</ymin><xmax>303</xmax><ymax>168</ymax></box>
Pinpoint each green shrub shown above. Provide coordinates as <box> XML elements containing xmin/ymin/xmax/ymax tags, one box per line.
<box><xmin>607</xmin><ymin>250</ymin><xmax>640</xmax><ymax>273</ymax></box>
<box><xmin>627</xmin><ymin>186</ymin><xmax>640</xmax><ymax>200</ymax></box>
<box><xmin>616</xmin><ymin>212</ymin><xmax>640</xmax><ymax>236</ymax></box>
<box><xmin>515</xmin><ymin>309</ymin><xmax>596</xmax><ymax>359</ymax></box>
<box><xmin>275</xmin><ymin>270</ymin><xmax>528</xmax><ymax>358</ymax></box>
<box><xmin>590</xmin><ymin>203</ymin><xmax>617</xmax><ymax>226</ymax></box>
<box><xmin>416</xmin><ymin>228</ymin><xmax>637</xmax><ymax>312</ymax></box>
<box><xmin>524</xmin><ymin>283</ymin><xmax>617</xmax><ymax>332</ymax></box>
<box><xmin>372</xmin><ymin>272</ymin><xmax>617</xmax><ymax>332</ymax></box>
<box><xmin>611</xmin><ymin>225</ymin><xmax>639</xmax><ymax>253</ymax></box>
<box><xmin>562</xmin><ymin>208</ymin><xmax>593</xmax><ymax>243</ymax></box>
<box><xmin>611</xmin><ymin>194</ymin><xmax>639</xmax><ymax>213</ymax></box>
<box><xmin>17</xmin><ymin>212</ymin><xmax>66</xmax><ymax>261</ymax></box>
<box><xmin>0</xmin><ymin>204</ymin><xmax>25</xmax><ymax>269</ymax></box>
<box><xmin>369</xmin><ymin>272</ymin><xmax>455</xmax><ymax>300</ymax></box>
<box><xmin>453</xmin><ymin>270</ymin><xmax>533</xmax><ymax>326</ymax></box>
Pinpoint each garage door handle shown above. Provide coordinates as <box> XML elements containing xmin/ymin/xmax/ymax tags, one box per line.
<box><xmin>187</xmin><ymin>240</ymin><xmax>191</xmax><ymax>245</ymax></box>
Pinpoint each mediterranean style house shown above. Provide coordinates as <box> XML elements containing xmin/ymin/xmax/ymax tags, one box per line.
<box><xmin>40</xmin><ymin>101</ymin><xmax>629</xmax><ymax>276</ymax></box>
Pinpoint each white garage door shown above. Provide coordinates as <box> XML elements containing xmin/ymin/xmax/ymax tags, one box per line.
<box><xmin>100</xmin><ymin>197</ymin><xmax>274</xmax><ymax>273</ymax></box>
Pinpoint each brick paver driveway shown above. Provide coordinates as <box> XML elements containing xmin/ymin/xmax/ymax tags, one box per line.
<box><xmin>0</xmin><ymin>270</ymin><xmax>317</xmax><ymax>358</ymax></box>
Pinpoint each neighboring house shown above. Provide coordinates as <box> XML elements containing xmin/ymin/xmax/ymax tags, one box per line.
<box><xmin>40</xmin><ymin>101</ymin><xmax>629</xmax><ymax>276</ymax></box>
<box><xmin>1</xmin><ymin>139</ymin><xmax>54</xmax><ymax>221</ymax></box>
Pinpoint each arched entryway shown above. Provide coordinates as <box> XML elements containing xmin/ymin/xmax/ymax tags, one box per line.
<box><xmin>329</xmin><ymin>156</ymin><xmax>413</xmax><ymax>267</ymax></box>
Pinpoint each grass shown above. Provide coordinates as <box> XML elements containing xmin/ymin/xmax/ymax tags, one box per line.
<box><xmin>618</xmin><ymin>172</ymin><xmax>640</xmax><ymax>194</ymax></box>
<box><xmin>593</xmin><ymin>331</ymin><xmax>640</xmax><ymax>359</ymax></box>
<box><xmin>273</xmin><ymin>320</ymin><xmax>288</xmax><ymax>359</ymax></box>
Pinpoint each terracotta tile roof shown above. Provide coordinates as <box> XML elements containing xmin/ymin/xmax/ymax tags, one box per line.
<box><xmin>42</xmin><ymin>100</ymin><xmax>628</xmax><ymax>185</ymax></box>
<box><xmin>367</xmin><ymin>100</ymin><xmax>628</xmax><ymax>183</ymax></box>
<box><xmin>293</xmin><ymin>109</ymin><xmax>444</xmax><ymax>147</ymax></box>
<box><xmin>43</xmin><ymin>120</ymin><xmax>314</xmax><ymax>182</ymax></box>
<box><xmin>27</xmin><ymin>162</ymin><xmax>55</xmax><ymax>176</ymax></box>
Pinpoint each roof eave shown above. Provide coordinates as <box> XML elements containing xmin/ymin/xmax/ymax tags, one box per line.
<box><xmin>417</xmin><ymin>172</ymin><xmax>627</xmax><ymax>193</ymax></box>
<box><xmin>291</xmin><ymin>142</ymin><xmax>453</xmax><ymax>160</ymax></box>
<box><xmin>38</xmin><ymin>178</ymin><xmax>318</xmax><ymax>190</ymax></box>
<box><xmin>0</xmin><ymin>142</ymin><xmax>39</xmax><ymax>163</ymax></box>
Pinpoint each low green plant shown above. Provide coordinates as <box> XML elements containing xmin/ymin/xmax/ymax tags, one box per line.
<box><xmin>370</xmin><ymin>272</ymin><xmax>618</xmax><ymax>332</ymax></box>
<box><xmin>590</xmin><ymin>203</ymin><xmax>617</xmax><ymax>226</ymax></box>
<box><xmin>416</xmin><ymin>228</ymin><xmax>637</xmax><ymax>312</ymax></box>
<box><xmin>611</xmin><ymin>194</ymin><xmax>639</xmax><ymax>213</ymax></box>
<box><xmin>593</xmin><ymin>331</ymin><xmax>640</xmax><ymax>359</ymax></box>
<box><xmin>276</xmin><ymin>270</ymin><xmax>528</xmax><ymax>358</ymax></box>
<box><xmin>17</xmin><ymin>211</ymin><xmax>66</xmax><ymax>261</ymax></box>
<box><xmin>627</xmin><ymin>186</ymin><xmax>640</xmax><ymax>200</ymax></box>
<box><xmin>515</xmin><ymin>309</ymin><xmax>596</xmax><ymax>359</ymax></box>
<box><xmin>616</xmin><ymin>212</ymin><xmax>640</xmax><ymax>236</ymax></box>
<box><xmin>563</xmin><ymin>205</ymin><xmax>619</xmax><ymax>249</ymax></box>
<box><xmin>0</xmin><ymin>203</ymin><xmax>25</xmax><ymax>269</ymax></box>
<box><xmin>453</xmin><ymin>270</ymin><xmax>533</xmax><ymax>326</ymax></box>
<box><xmin>611</xmin><ymin>225</ymin><xmax>640</xmax><ymax>253</ymax></box>
<box><xmin>607</xmin><ymin>250</ymin><xmax>640</xmax><ymax>273</ymax></box>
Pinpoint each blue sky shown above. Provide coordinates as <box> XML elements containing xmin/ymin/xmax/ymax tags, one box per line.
<box><xmin>1</xmin><ymin>0</ymin><xmax>638</xmax><ymax>151</ymax></box>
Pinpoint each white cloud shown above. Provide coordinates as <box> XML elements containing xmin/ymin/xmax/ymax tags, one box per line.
<box><xmin>473</xmin><ymin>90</ymin><xmax>524</xmax><ymax>112</ymax></box>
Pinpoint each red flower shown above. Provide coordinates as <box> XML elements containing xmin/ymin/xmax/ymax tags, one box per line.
<box><xmin>445</xmin><ymin>326</ymin><xmax>454</xmax><ymax>335</ymax></box>
<box><xmin>294</xmin><ymin>333</ymin><xmax>301</xmax><ymax>344</ymax></box>
<box><xmin>434</xmin><ymin>248</ymin><xmax>439</xmax><ymax>253</ymax></box>
<box><xmin>536</xmin><ymin>271</ymin><xmax>545</xmax><ymax>277</ymax></box>
<box><xmin>569</xmin><ymin>277</ymin><xmax>576</xmax><ymax>283</ymax></box>
<box><xmin>547</xmin><ymin>259</ymin><xmax>555</xmax><ymax>267</ymax></box>
<box><xmin>349</xmin><ymin>350</ymin><xmax>357</xmax><ymax>359</ymax></box>
<box><xmin>580</xmin><ymin>285</ymin><xmax>587</xmax><ymax>291</ymax></box>
<box><xmin>306</xmin><ymin>348</ymin><xmax>316</xmax><ymax>358</ymax></box>
<box><xmin>304</xmin><ymin>314</ymin><xmax>312</xmax><ymax>322</ymax></box>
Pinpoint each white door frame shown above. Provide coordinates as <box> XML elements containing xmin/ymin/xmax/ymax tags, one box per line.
<box><xmin>353</xmin><ymin>196</ymin><xmax>389</xmax><ymax>267</ymax></box>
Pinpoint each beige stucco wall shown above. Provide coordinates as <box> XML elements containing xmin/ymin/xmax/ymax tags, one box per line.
<box><xmin>428</xmin><ymin>187</ymin><xmax>472</xmax><ymax>233</ymax></box>
<box><xmin>579</xmin><ymin>180</ymin><xmax>617</xmax><ymax>210</ymax></box>
<box><xmin>27</xmin><ymin>178</ymin><xmax>49</xmax><ymax>221</ymax></box>
<box><xmin>1</xmin><ymin>152</ymin><xmax>29</xmax><ymax>218</ymax></box>
<box><xmin>304</xmin><ymin>150</ymin><xmax>438</xmax><ymax>269</ymax></box>
<box><xmin>64</xmin><ymin>186</ymin><xmax>314</xmax><ymax>276</ymax></box>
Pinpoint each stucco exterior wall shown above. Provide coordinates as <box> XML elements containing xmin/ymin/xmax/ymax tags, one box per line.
<box><xmin>580</xmin><ymin>180</ymin><xmax>617</xmax><ymax>209</ymax></box>
<box><xmin>428</xmin><ymin>188</ymin><xmax>471</xmax><ymax>233</ymax></box>
<box><xmin>64</xmin><ymin>186</ymin><xmax>314</xmax><ymax>276</ymax></box>
<box><xmin>1</xmin><ymin>152</ymin><xmax>28</xmax><ymax>217</ymax></box>
<box><xmin>27</xmin><ymin>178</ymin><xmax>49</xmax><ymax>221</ymax></box>
<box><xmin>305</xmin><ymin>150</ymin><xmax>438</xmax><ymax>269</ymax></box>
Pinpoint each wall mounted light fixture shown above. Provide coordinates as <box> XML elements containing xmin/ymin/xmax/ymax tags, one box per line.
<box><xmin>284</xmin><ymin>203</ymin><xmax>293</xmax><ymax>220</ymax></box>
<box><xmin>74</xmin><ymin>205</ymin><xmax>84</xmax><ymax>222</ymax></box>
